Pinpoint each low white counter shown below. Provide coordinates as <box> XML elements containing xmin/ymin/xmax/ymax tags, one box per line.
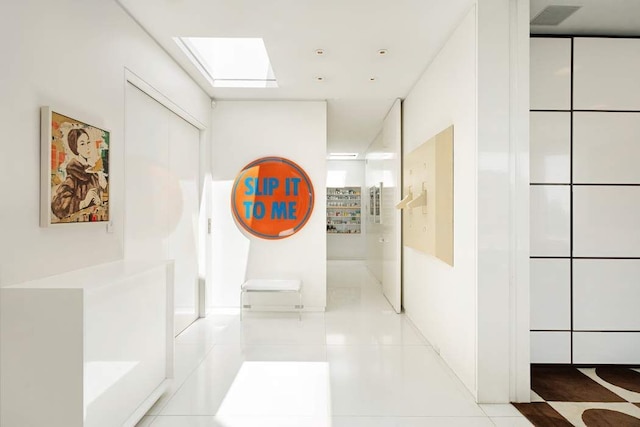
<box><xmin>0</xmin><ymin>260</ymin><xmax>174</xmax><ymax>427</ymax></box>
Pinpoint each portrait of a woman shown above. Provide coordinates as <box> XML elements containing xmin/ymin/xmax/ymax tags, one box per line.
<box><xmin>50</xmin><ymin>127</ymin><xmax>108</xmax><ymax>221</ymax></box>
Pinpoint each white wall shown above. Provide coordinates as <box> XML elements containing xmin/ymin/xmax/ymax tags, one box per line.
<box><xmin>210</xmin><ymin>101</ymin><xmax>327</xmax><ymax>310</ymax></box>
<box><xmin>402</xmin><ymin>1</ymin><xmax>530</xmax><ymax>402</ymax></box>
<box><xmin>326</xmin><ymin>160</ymin><xmax>366</xmax><ymax>260</ymax></box>
<box><xmin>0</xmin><ymin>0</ymin><xmax>211</xmax><ymax>287</ymax></box>
<box><xmin>402</xmin><ymin>7</ymin><xmax>478</xmax><ymax>396</ymax></box>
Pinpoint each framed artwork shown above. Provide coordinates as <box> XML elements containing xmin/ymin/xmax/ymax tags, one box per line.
<box><xmin>40</xmin><ymin>107</ymin><xmax>110</xmax><ymax>227</ymax></box>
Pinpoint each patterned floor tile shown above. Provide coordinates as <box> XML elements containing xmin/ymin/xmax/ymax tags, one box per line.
<box><xmin>596</xmin><ymin>367</ymin><xmax>640</xmax><ymax>394</ymax></box>
<box><xmin>549</xmin><ymin>402</ymin><xmax>640</xmax><ymax>427</ymax></box>
<box><xmin>532</xmin><ymin>365</ymin><xmax>625</xmax><ymax>402</ymax></box>
<box><xmin>513</xmin><ymin>402</ymin><xmax>573</xmax><ymax>427</ymax></box>
<box><xmin>580</xmin><ymin>368</ymin><xmax>640</xmax><ymax>403</ymax></box>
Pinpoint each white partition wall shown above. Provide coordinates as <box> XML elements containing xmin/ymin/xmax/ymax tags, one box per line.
<box><xmin>530</xmin><ymin>37</ymin><xmax>640</xmax><ymax>364</ymax></box>
<box><xmin>210</xmin><ymin>101</ymin><xmax>327</xmax><ymax>311</ymax></box>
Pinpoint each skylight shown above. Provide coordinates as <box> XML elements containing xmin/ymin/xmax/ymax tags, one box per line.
<box><xmin>175</xmin><ymin>37</ymin><xmax>277</xmax><ymax>88</ymax></box>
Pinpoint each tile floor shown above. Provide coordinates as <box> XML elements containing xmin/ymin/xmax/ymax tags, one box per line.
<box><xmin>137</xmin><ymin>260</ymin><xmax>532</xmax><ymax>426</ymax></box>
<box><xmin>515</xmin><ymin>365</ymin><xmax>640</xmax><ymax>426</ymax></box>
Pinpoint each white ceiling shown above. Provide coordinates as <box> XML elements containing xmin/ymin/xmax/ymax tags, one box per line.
<box><xmin>116</xmin><ymin>0</ymin><xmax>473</xmax><ymax>154</ymax></box>
<box><xmin>531</xmin><ymin>0</ymin><xmax>640</xmax><ymax>36</ymax></box>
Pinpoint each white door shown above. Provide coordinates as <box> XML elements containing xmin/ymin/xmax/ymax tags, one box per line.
<box><xmin>381</xmin><ymin>99</ymin><xmax>402</xmax><ymax>313</ymax></box>
<box><xmin>167</xmin><ymin>113</ymin><xmax>200</xmax><ymax>334</ymax></box>
<box><xmin>124</xmin><ymin>83</ymin><xmax>200</xmax><ymax>335</ymax></box>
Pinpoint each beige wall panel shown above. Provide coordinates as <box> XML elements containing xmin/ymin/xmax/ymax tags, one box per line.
<box><xmin>402</xmin><ymin>125</ymin><xmax>454</xmax><ymax>266</ymax></box>
<box><xmin>436</xmin><ymin>126</ymin><xmax>454</xmax><ymax>265</ymax></box>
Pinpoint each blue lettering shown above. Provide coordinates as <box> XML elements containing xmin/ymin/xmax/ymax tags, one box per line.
<box><xmin>243</xmin><ymin>201</ymin><xmax>253</xmax><ymax>219</ymax></box>
<box><xmin>253</xmin><ymin>201</ymin><xmax>266</xmax><ymax>219</ymax></box>
<box><xmin>269</xmin><ymin>178</ymin><xmax>279</xmax><ymax>195</ymax></box>
<box><xmin>244</xmin><ymin>177</ymin><xmax>255</xmax><ymax>195</ymax></box>
<box><xmin>272</xmin><ymin>201</ymin><xmax>287</xmax><ymax>219</ymax></box>
<box><xmin>291</xmin><ymin>178</ymin><xmax>301</xmax><ymax>196</ymax></box>
<box><xmin>288</xmin><ymin>202</ymin><xmax>297</xmax><ymax>219</ymax></box>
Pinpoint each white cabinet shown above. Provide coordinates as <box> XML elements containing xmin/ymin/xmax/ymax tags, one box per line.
<box><xmin>530</xmin><ymin>38</ymin><xmax>572</xmax><ymax>110</ymax></box>
<box><xmin>530</xmin><ymin>259</ymin><xmax>571</xmax><ymax>330</ymax></box>
<box><xmin>574</xmin><ymin>38</ymin><xmax>640</xmax><ymax>110</ymax></box>
<box><xmin>0</xmin><ymin>261</ymin><xmax>174</xmax><ymax>427</ymax></box>
<box><xmin>573</xmin><ymin>112</ymin><xmax>640</xmax><ymax>184</ymax></box>
<box><xmin>530</xmin><ymin>185</ymin><xmax>571</xmax><ymax>256</ymax></box>
<box><xmin>530</xmin><ymin>112</ymin><xmax>571</xmax><ymax>183</ymax></box>
<box><xmin>574</xmin><ymin>333</ymin><xmax>640</xmax><ymax>364</ymax></box>
<box><xmin>573</xmin><ymin>186</ymin><xmax>640</xmax><ymax>257</ymax></box>
<box><xmin>573</xmin><ymin>260</ymin><xmax>640</xmax><ymax>331</ymax></box>
<box><xmin>531</xmin><ymin>331</ymin><xmax>571</xmax><ymax>364</ymax></box>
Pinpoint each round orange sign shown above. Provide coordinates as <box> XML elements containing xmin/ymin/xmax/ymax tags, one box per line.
<box><xmin>231</xmin><ymin>157</ymin><xmax>314</xmax><ymax>239</ymax></box>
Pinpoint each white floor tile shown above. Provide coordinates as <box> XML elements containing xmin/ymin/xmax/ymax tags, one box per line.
<box><xmin>479</xmin><ymin>404</ymin><xmax>522</xmax><ymax>417</ymax></box>
<box><xmin>242</xmin><ymin>345</ymin><xmax>327</xmax><ymax>362</ymax></box>
<box><xmin>135</xmin><ymin>415</ymin><xmax>156</xmax><ymax>426</ymax></box>
<box><xmin>490</xmin><ymin>417</ymin><xmax>534</xmax><ymax>426</ymax></box>
<box><xmin>530</xmin><ymin>391</ymin><xmax>545</xmax><ymax>403</ymax></box>
<box><xmin>325</xmin><ymin>312</ymin><xmax>427</xmax><ymax>346</ymax></box>
<box><xmin>147</xmin><ymin>342</ymin><xmax>215</xmax><ymax>415</ymax></box>
<box><xmin>176</xmin><ymin>314</ymin><xmax>241</xmax><ymax>346</ymax></box>
<box><xmin>327</xmin><ymin>345</ymin><xmax>483</xmax><ymax>417</ymax></box>
<box><xmin>151</xmin><ymin>415</ymin><xmax>332</xmax><ymax>427</ymax></box>
<box><xmin>331</xmin><ymin>417</ymin><xmax>495</xmax><ymax>426</ymax></box>
<box><xmin>158</xmin><ymin>344</ymin><xmax>244</xmax><ymax>415</ymax></box>
<box><xmin>240</xmin><ymin>313</ymin><xmax>327</xmax><ymax>345</ymax></box>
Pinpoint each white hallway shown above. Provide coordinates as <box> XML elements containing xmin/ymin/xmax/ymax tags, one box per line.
<box><xmin>137</xmin><ymin>261</ymin><xmax>531</xmax><ymax>426</ymax></box>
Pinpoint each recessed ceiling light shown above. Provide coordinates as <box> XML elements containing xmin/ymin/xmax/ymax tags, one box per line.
<box><xmin>378</xmin><ymin>49</ymin><xmax>388</xmax><ymax>56</ymax></box>
<box><xmin>315</xmin><ymin>76</ymin><xmax>324</xmax><ymax>82</ymax></box>
<box><xmin>174</xmin><ymin>37</ymin><xmax>277</xmax><ymax>88</ymax></box>
<box><xmin>315</xmin><ymin>49</ymin><xmax>325</xmax><ymax>55</ymax></box>
<box><xmin>369</xmin><ymin>77</ymin><xmax>376</xmax><ymax>81</ymax></box>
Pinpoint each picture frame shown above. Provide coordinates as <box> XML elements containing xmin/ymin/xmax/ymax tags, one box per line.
<box><xmin>40</xmin><ymin>107</ymin><xmax>110</xmax><ymax>227</ymax></box>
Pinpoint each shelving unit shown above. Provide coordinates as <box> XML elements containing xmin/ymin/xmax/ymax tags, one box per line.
<box><xmin>327</xmin><ymin>186</ymin><xmax>361</xmax><ymax>234</ymax></box>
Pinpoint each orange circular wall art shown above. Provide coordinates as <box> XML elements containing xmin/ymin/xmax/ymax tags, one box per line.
<box><xmin>231</xmin><ymin>157</ymin><xmax>315</xmax><ymax>239</ymax></box>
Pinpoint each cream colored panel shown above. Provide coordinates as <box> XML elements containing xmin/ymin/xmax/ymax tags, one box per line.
<box><xmin>530</xmin><ymin>112</ymin><xmax>570</xmax><ymax>183</ymax></box>
<box><xmin>531</xmin><ymin>332</ymin><xmax>571</xmax><ymax>364</ymax></box>
<box><xmin>530</xmin><ymin>259</ymin><xmax>571</xmax><ymax>330</ymax></box>
<box><xmin>574</xmin><ymin>38</ymin><xmax>640</xmax><ymax>110</ymax></box>
<box><xmin>574</xmin><ymin>112</ymin><xmax>640</xmax><ymax>184</ymax></box>
<box><xmin>574</xmin><ymin>260</ymin><xmax>640</xmax><ymax>331</ymax></box>
<box><xmin>574</xmin><ymin>332</ymin><xmax>640</xmax><ymax>364</ymax></box>
<box><xmin>402</xmin><ymin>125</ymin><xmax>453</xmax><ymax>266</ymax></box>
<box><xmin>530</xmin><ymin>38</ymin><xmax>571</xmax><ymax>110</ymax></box>
<box><xmin>573</xmin><ymin>186</ymin><xmax>640</xmax><ymax>257</ymax></box>
<box><xmin>435</xmin><ymin>126</ymin><xmax>454</xmax><ymax>266</ymax></box>
<box><xmin>530</xmin><ymin>186</ymin><xmax>570</xmax><ymax>256</ymax></box>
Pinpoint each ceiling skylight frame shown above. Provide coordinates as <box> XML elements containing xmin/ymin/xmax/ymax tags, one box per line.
<box><xmin>174</xmin><ymin>37</ymin><xmax>278</xmax><ymax>88</ymax></box>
